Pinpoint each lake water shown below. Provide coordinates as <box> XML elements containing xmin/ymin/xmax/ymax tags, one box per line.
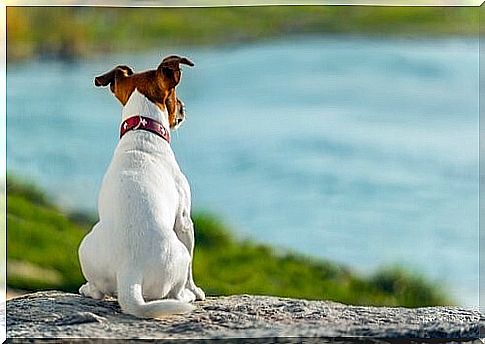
<box><xmin>7</xmin><ymin>36</ymin><xmax>479</xmax><ymax>307</ymax></box>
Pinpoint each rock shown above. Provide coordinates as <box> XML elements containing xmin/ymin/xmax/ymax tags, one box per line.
<box><xmin>5</xmin><ymin>291</ymin><xmax>483</xmax><ymax>340</ymax></box>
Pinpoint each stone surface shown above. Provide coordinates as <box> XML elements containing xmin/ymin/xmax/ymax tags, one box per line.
<box><xmin>5</xmin><ymin>291</ymin><xmax>483</xmax><ymax>340</ymax></box>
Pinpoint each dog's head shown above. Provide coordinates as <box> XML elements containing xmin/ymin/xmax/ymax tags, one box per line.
<box><xmin>94</xmin><ymin>55</ymin><xmax>194</xmax><ymax>129</ymax></box>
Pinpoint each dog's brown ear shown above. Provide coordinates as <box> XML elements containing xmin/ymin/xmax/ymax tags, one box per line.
<box><xmin>158</xmin><ymin>55</ymin><xmax>194</xmax><ymax>88</ymax></box>
<box><xmin>94</xmin><ymin>65</ymin><xmax>134</xmax><ymax>87</ymax></box>
<box><xmin>161</xmin><ymin>55</ymin><xmax>194</xmax><ymax>69</ymax></box>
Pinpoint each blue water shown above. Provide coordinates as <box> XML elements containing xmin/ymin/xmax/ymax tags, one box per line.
<box><xmin>7</xmin><ymin>36</ymin><xmax>479</xmax><ymax>307</ymax></box>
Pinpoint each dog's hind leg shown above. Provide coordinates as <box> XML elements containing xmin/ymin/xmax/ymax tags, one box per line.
<box><xmin>174</xmin><ymin>212</ymin><xmax>205</xmax><ymax>301</ymax></box>
<box><xmin>79</xmin><ymin>282</ymin><xmax>105</xmax><ymax>300</ymax></box>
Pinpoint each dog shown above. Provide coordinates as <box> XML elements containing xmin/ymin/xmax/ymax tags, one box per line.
<box><xmin>78</xmin><ymin>55</ymin><xmax>205</xmax><ymax>319</ymax></box>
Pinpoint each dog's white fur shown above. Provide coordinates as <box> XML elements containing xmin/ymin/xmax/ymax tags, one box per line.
<box><xmin>78</xmin><ymin>90</ymin><xmax>205</xmax><ymax>318</ymax></box>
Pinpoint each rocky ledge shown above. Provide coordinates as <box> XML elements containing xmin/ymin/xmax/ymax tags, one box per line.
<box><xmin>5</xmin><ymin>291</ymin><xmax>483</xmax><ymax>340</ymax></box>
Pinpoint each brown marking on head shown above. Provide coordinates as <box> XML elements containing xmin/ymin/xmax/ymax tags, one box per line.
<box><xmin>94</xmin><ymin>55</ymin><xmax>194</xmax><ymax>129</ymax></box>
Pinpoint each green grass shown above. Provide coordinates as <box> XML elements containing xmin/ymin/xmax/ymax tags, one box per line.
<box><xmin>7</xmin><ymin>6</ymin><xmax>478</xmax><ymax>61</ymax></box>
<box><xmin>7</xmin><ymin>175</ymin><xmax>450</xmax><ymax>307</ymax></box>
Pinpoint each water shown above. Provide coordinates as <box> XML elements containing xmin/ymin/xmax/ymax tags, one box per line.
<box><xmin>7</xmin><ymin>36</ymin><xmax>479</xmax><ymax>307</ymax></box>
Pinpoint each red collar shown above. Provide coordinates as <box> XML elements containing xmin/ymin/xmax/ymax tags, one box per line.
<box><xmin>120</xmin><ymin>115</ymin><xmax>170</xmax><ymax>144</ymax></box>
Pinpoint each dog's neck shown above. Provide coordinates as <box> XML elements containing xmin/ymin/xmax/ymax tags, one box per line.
<box><xmin>121</xmin><ymin>89</ymin><xmax>170</xmax><ymax>130</ymax></box>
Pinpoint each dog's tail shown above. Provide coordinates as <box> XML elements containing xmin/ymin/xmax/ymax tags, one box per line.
<box><xmin>117</xmin><ymin>273</ymin><xmax>195</xmax><ymax>318</ymax></box>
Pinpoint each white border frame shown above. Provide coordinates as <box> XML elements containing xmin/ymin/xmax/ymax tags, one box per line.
<box><xmin>2</xmin><ymin>1</ymin><xmax>481</xmax><ymax>341</ymax></box>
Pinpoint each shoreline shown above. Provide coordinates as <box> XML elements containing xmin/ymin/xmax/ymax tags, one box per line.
<box><xmin>8</xmin><ymin>32</ymin><xmax>479</xmax><ymax>64</ymax></box>
<box><xmin>7</xmin><ymin>6</ymin><xmax>478</xmax><ymax>61</ymax></box>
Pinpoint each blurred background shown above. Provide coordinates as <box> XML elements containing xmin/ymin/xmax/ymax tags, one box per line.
<box><xmin>6</xmin><ymin>6</ymin><xmax>479</xmax><ymax>307</ymax></box>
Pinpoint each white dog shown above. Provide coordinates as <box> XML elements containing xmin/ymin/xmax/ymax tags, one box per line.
<box><xmin>78</xmin><ymin>55</ymin><xmax>205</xmax><ymax>319</ymax></box>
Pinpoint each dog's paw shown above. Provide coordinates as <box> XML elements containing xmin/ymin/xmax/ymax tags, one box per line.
<box><xmin>178</xmin><ymin>288</ymin><xmax>196</xmax><ymax>303</ymax></box>
<box><xmin>79</xmin><ymin>283</ymin><xmax>105</xmax><ymax>300</ymax></box>
<box><xmin>191</xmin><ymin>286</ymin><xmax>205</xmax><ymax>301</ymax></box>
<box><xmin>79</xmin><ymin>283</ymin><xmax>89</xmax><ymax>296</ymax></box>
